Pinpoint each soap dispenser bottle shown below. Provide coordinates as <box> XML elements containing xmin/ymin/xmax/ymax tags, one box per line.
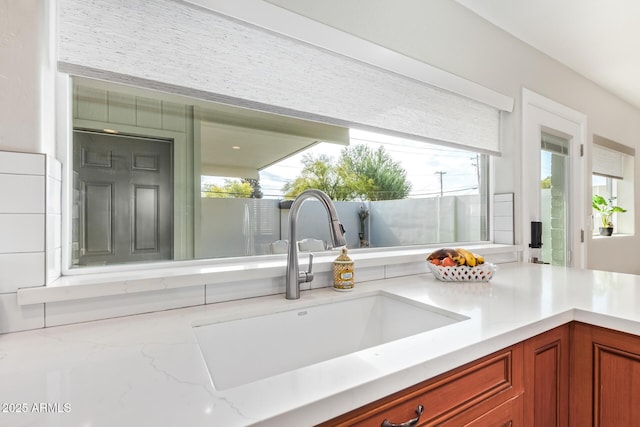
<box><xmin>333</xmin><ymin>247</ymin><xmax>354</xmax><ymax>291</ymax></box>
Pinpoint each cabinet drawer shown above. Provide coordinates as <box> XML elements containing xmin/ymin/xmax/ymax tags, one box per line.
<box><xmin>320</xmin><ymin>345</ymin><xmax>523</xmax><ymax>426</ymax></box>
<box><xmin>440</xmin><ymin>394</ymin><xmax>523</xmax><ymax>427</ymax></box>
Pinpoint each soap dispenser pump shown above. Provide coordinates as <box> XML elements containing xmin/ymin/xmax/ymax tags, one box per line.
<box><xmin>333</xmin><ymin>247</ymin><xmax>354</xmax><ymax>291</ymax></box>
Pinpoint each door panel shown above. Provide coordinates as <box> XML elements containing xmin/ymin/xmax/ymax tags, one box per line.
<box><xmin>570</xmin><ymin>323</ymin><xmax>640</xmax><ymax>427</ymax></box>
<box><xmin>133</xmin><ymin>185</ymin><xmax>160</xmax><ymax>252</ymax></box>
<box><xmin>73</xmin><ymin>130</ymin><xmax>173</xmax><ymax>266</ymax></box>
<box><xmin>523</xmin><ymin>325</ymin><xmax>570</xmax><ymax>427</ymax></box>
<box><xmin>83</xmin><ymin>182</ymin><xmax>113</xmax><ymax>254</ymax></box>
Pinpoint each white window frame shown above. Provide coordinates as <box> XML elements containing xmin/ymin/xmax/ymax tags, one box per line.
<box><xmin>521</xmin><ymin>88</ymin><xmax>587</xmax><ymax>268</ymax></box>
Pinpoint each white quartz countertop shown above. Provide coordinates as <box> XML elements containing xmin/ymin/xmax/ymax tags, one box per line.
<box><xmin>3</xmin><ymin>263</ymin><xmax>640</xmax><ymax>426</ymax></box>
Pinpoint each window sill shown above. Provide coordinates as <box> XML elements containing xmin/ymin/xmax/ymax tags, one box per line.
<box><xmin>591</xmin><ymin>232</ymin><xmax>635</xmax><ymax>239</ymax></box>
<box><xmin>17</xmin><ymin>244</ymin><xmax>520</xmax><ymax>306</ymax></box>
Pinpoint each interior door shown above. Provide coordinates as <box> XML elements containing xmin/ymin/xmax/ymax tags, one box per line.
<box><xmin>522</xmin><ymin>89</ymin><xmax>586</xmax><ymax>267</ymax></box>
<box><xmin>73</xmin><ymin>130</ymin><xmax>173</xmax><ymax>266</ymax></box>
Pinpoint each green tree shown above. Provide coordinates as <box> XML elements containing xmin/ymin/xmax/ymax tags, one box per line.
<box><xmin>203</xmin><ymin>179</ymin><xmax>253</xmax><ymax>198</ymax></box>
<box><xmin>540</xmin><ymin>176</ymin><xmax>551</xmax><ymax>189</ymax></box>
<box><xmin>283</xmin><ymin>145</ymin><xmax>411</xmax><ymax>201</ymax></box>
<box><xmin>283</xmin><ymin>153</ymin><xmax>347</xmax><ymax>200</ymax></box>
<box><xmin>242</xmin><ymin>178</ymin><xmax>263</xmax><ymax>199</ymax></box>
<box><xmin>339</xmin><ymin>145</ymin><xmax>411</xmax><ymax>200</ymax></box>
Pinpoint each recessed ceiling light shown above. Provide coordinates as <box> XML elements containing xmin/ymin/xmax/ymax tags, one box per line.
<box><xmin>232</xmin><ymin>145</ymin><xmax>241</xmax><ymax>150</ymax></box>
<box><xmin>103</xmin><ymin>129</ymin><xmax>118</xmax><ymax>134</ymax></box>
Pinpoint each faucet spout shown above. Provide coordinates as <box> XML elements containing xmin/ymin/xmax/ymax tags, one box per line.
<box><xmin>286</xmin><ymin>189</ymin><xmax>347</xmax><ymax>299</ymax></box>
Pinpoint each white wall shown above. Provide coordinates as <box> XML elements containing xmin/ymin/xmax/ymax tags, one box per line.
<box><xmin>266</xmin><ymin>0</ymin><xmax>640</xmax><ymax>273</ymax></box>
<box><xmin>0</xmin><ymin>0</ymin><xmax>57</xmax><ymax>155</ymax></box>
<box><xmin>0</xmin><ymin>0</ymin><xmax>39</xmax><ymax>153</ymax></box>
<box><xmin>4</xmin><ymin>0</ymin><xmax>640</xmax><ymax>308</ymax></box>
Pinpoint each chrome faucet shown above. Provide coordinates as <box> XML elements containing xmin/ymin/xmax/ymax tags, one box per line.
<box><xmin>286</xmin><ymin>189</ymin><xmax>347</xmax><ymax>299</ymax></box>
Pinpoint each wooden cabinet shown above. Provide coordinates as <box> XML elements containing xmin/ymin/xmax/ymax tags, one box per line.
<box><xmin>523</xmin><ymin>325</ymin><xmax>570</xmax><ymax>427</ymax></box>
<box><xmin>319</xmin><ymin>322</ymin><xmax>640</xmax><ymax>427</ymax></box>
<box><xmin>317</xmin><ymin>345</ymin><xmax>524</xmax><ymax>426</ymax></box>
<box><xmin>444</xmin><ymin>394</ymin><xmax>523</xmax><ymax>427</ymax></box>
<box><xmin>570</xmin><ymin>322</ymin><xmax>640</xmax><ymax>427</ymax></box>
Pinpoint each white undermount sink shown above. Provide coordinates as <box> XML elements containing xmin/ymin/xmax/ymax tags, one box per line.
<box><xmin>193</xmin><ymin>291</ymin><xmax>468</xmax><ymax>391</ymax></box>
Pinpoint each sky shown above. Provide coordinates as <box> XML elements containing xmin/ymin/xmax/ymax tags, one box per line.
<box><xmin>204</xmin><ymin>129</ymin><xmax>483</xmax><ymax>199</ymax></box>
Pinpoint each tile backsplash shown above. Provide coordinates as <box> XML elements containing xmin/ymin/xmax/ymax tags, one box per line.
<box><xmin>0</xmin><ymin>151</ymin><xmax>46</xmax><ymax>291</ymax></box>
<box><xmin>0</xmin><ymin>150</ymin><xmax>59</xmax><ymax>333</ymax></box>
<box><xmin>493</xmin><ymin>193</ymin><xmax>515</xmax><ymax>245</ymax></box>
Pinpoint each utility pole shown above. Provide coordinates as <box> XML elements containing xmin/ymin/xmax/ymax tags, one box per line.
<box><xmin>434</xmin><ymin>171</ymin><xmax>446</xmax><ymax>196</ymax></box>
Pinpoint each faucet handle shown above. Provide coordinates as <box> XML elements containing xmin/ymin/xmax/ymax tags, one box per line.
<box><xmin>306</xmin><ymin>253</ymin><xmax>314</xmax><ymax>277</ymax></box>
<box><xmin>299</xmin><ymin>253</ymin><xmax>314</xmax><ymax>284</ymax></box>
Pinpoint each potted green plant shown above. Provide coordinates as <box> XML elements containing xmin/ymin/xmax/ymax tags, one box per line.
<box><xmin>592</xmin><ymin>195</ymin><xmax>627</xmax><ymax>236</ymax></box>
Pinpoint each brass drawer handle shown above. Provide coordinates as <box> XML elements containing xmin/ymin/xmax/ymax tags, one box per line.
<box><xmin>381</xmin><ymin>404</ymin><xmax>424</xmax><ymax>427</ymax></box>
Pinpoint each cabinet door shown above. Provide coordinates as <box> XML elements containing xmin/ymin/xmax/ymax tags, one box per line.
<box><xmin>318</xmin><ymin>345</ymin><xmax>523</xmax><ymax>427</ymax></box>
<box><xmin>571</xmin><ymin>322</ymin><xmax>640</xmax><ymax>427</ymax></box>
<box><xmin>523</xmin><ymin>324</ymin><xmax>569</xmax><ymax>427</ymax></box>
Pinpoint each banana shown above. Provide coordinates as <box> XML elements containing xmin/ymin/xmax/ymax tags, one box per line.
<box><xmin>457</xmin><ymin>248</ymin><xmax>485</xmax><ymax>266</ymax></box>
<box><xmin>450</xmin><ymin>251</ymin><xmax>466</xmax><ymax>266</ymax></box>
<box><xmin>428</xmin><ymin>248</ymin><xmax>485</xmax><ymax>267</ymax></box>
<box><xmin>456</xmin><ymin>248</ymin><xmax>476</xmax><ymax>267</ymax></box>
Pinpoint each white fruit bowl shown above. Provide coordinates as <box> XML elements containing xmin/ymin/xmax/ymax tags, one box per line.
<box><xmin>428</xmin><ymin>262</ymin><xmax>497</xmax><ymax>282</ymax></box>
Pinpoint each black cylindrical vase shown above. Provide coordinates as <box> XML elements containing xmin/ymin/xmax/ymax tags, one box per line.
<box><xmin>529</xmin><ymin>221</ymin><xmax>543</xmax><ymax>248</ymax></box>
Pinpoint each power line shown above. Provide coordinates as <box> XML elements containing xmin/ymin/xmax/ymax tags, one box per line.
<box><xmin>434</xmin><ymin>171</ymin><xmax>447</xmax><ymax>197</ymax></box>
<box><xmin>410</xmin><ymin>186</ymin><xmax>479</xmax><ymax>197</ymax></box>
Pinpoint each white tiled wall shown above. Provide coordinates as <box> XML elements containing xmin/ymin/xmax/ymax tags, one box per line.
<box><xmin>493</xmin><ymin>193</ymin><xmax>515</xmax><ymax>245</ymax></box>
<box><xmin>0</xmin><ymin>293</ymin><xmax>44</xmax><ymax>333</ymax></box>
<box><xmin>0</xmin><ymin>151</ymin><xmax>46</xmax><ymax>333</ymax></box>
<box><xmin>0</xmin><ymin>253</ymin><xmax>46</xmax><ymax>292</ymax></box>
<box><xmin>204</xmin><ymin>264</ymin><xmax>417</xmax><ymax>305</ymax></box>
<box><xmin>0</xmin><ymin>174</ymin><xmax>45</xmax><ymax>213</ymax></box>
<box><xmin>206</xmin><ymin>277</ymin><xmax>284</xmax><ymax>305</ymax></box>
<box><xmin>0</xmin><ymin>214</ymin><xmax>45</xmax><ymax>252</ymax></box>
<box><xmin>385</xmin><ymin>261</ymin><xmax>430</xmax><ymax>279</ymax></box>
<box><xmin>46</xmin><ymin>156</ymin><xmax>62</xmax><ymax>284</ymax></box>
<box><xmin>46</xmin><ymin>286</ymin><xmax>205</xmax><ymax>327</ymax></box>
<box><xmin>0</xmin><ymin>151</ymin><xmax>46</xmax><ymax>175</ymax></box>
